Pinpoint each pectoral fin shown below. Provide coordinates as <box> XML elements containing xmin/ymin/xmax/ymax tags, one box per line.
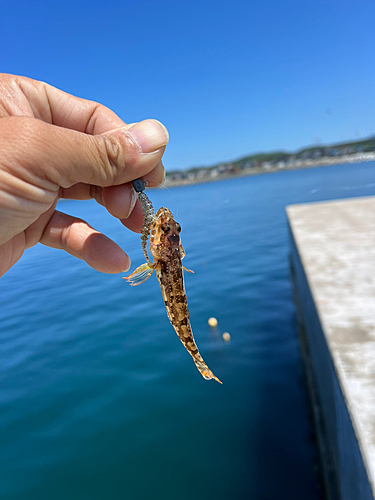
<box><xmin>180</xmin><ymin>245</ymin><xmax>194</xmax><ymax>273</ymax></box>
<box><xmin>182</xmin><ymin>266</ymin><xmax>194</xmax><ymax>274</ymax></box>
<box><xmin>124</xmin><ymin>263</ymin><xmax>154</xmax><ymax>286</ymax></box>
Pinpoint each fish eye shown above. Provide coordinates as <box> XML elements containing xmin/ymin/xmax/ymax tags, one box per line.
<box><xmin>161</xmin><ymin>223</ymin><xmax>170</xmax><ymax>233</ymax></box>
<box><xmin>176</xmin><ymin>223</ymin><xmax>181</xmax><ymax>233</ymax></box>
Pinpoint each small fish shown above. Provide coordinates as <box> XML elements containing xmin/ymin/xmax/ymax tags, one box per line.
<box><xmin>125</xmin><ymin>207</ymin><xmax>222</xmax><ymax>384</ymax></box>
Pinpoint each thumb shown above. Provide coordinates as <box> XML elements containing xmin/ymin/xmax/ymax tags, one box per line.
<box><xmin>0</xmin><ymin>116</ymin><xmax>169</xmax><ymax>189</ymax></box>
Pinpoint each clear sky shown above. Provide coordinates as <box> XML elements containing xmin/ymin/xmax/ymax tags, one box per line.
<box><xmin>2</xmin><ymin>0</ymin><xmax>375</xmax><ymax>170</ymax></box>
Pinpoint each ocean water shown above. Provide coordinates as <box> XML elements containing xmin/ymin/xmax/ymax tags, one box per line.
<box><xmin>0</xmin><ymin>162</ymin><xmax>374</xmax><ymax>500</ymax></box>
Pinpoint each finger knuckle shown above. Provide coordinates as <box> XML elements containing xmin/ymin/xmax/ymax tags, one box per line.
<box><xmin>95</xmin><ymin>133</ymin><xmax>139</xmax><ymax>184</ymax></box>
<box><xmin>94</xmin><ymin>136</ymin><xmax>121</xmax><ymax>183</ymax></box>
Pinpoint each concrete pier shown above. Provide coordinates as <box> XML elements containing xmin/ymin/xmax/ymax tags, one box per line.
<box><xmin>287</xmin><ymin>196</ymin><xmax>375</xmax><ymax>500</ymax></box>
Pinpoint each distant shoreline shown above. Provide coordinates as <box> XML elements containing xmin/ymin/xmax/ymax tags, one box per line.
<box><xmin>163</xmin><ymin>153</ymin><xmax>375</xmax><ymax>188</ymax></box>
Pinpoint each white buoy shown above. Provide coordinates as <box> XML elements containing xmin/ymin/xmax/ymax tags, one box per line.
<box><xmin>208</xmin><ymin>317</ymin><xmax>218</xmax><ymax>328</ymax></box>
<box><xmin>222</xmin><ymin>332</ymin><xmax>231</xmax><ymax>343</ymax></box>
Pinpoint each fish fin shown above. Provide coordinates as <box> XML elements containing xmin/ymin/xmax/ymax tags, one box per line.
<box><xmin>124</xmin><ymin>263</ymin><xmax>154</xmax><ymax>286</ymax></box>
<box><xmin>180</xmin><ymin>244</ymin><xmax>188</xmax><ymax>260</ymax></box>
<box><xmin>180</xmin><ymin>245</ymin><xmax>193</xmax><ymax>273</ymax></box>
<box><xmin>182</xmin><ymin>266</ymin><xmax>194</xmax><ymax>274</ymax></box>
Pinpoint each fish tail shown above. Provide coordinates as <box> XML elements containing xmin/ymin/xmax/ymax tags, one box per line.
<box><xmin>193</xmin><ymin>356</ymin><xmax>222</xmax><ymax>384</ymax></box>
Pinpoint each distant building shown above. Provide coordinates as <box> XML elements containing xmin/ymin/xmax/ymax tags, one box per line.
<box><xmin>328</xmin><ymin>148</ymin><xmax>339</xmax><ymax>156</ymax></box>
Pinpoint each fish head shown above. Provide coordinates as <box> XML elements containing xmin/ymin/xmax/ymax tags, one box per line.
<box><xmin>149</xmin><ymin>207</ymin><xmax>182</xmax><ymax>260</ymax></box>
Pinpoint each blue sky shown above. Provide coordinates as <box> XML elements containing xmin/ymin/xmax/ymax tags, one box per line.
<box><xmin>2</xmin><ymin>0</ymin><xmax>375</xmax><ymax>170</ymax></box>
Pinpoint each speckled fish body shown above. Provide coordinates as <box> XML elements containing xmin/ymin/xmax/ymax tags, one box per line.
<box><xmin>126</xmin><ymin>207</ymin><xmax>222</xmax><ymax>384</ymax></box>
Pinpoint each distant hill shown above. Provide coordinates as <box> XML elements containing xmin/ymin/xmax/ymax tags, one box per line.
<box><xmin>166</xmin><ymin>135</ymin><xmax>375</xmax><ymax>182</ymax></box>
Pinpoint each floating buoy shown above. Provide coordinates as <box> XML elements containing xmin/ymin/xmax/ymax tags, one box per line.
<box><xmin>208</xmin><ymin>317</ymin><xmax>218</xmax><ymax>328</ymax></box>
<box><xmin>222</xmin><ymin>332</ymin><xmax>231</xmax><ymax>343</ymax></box>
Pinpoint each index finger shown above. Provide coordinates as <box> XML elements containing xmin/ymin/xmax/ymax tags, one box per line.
<box><xmin>6</xmin><ymin>74</ymin><xmax>127</xmax><ymax>134</ymax></box>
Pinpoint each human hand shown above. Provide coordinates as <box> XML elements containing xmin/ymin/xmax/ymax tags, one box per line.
<box><xmin>0</xmin><ymin>74</ymin><xmax>168</xmax><ymax>277</ymax></box>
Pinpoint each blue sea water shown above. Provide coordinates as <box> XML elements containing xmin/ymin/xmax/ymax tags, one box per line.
<box><xmin>0</xmin><ymin>162</ymin><xmax>374</xmax><ymax>500</ymax></box>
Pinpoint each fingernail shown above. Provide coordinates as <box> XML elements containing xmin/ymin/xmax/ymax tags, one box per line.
<box><xmin>124</xmin><ymin>187</ymin><xmax>137</xmax><ymax>219</ymax></box>
<box><xmin>127</xmin><ymin>120</ymin><xmax>169</xmax><ymax>153</ymax></box>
